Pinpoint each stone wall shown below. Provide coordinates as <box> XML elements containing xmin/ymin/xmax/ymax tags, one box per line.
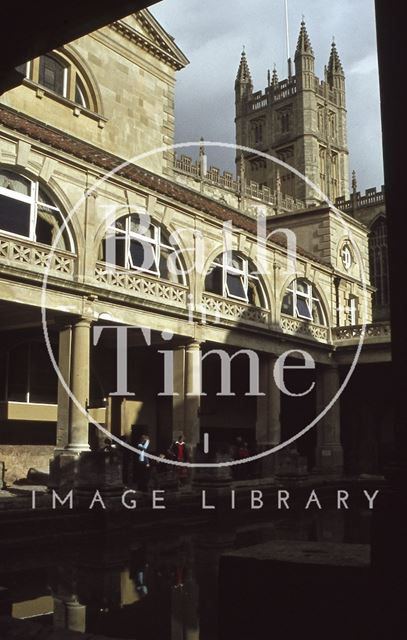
<box><xmin>0</xmin><ymin>446</ymin><xmax>53</xmax><ymax>485</ymax></box>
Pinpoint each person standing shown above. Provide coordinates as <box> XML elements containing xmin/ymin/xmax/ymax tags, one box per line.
<box><xmin>169</xmin><ymin>433</ymin><xmax>189</xmax><ymax>486</ymax></box>
<box><xmin>137</xmin><ymin>433</ymin><xmax>150</xmax><ymax>491</ymax></box>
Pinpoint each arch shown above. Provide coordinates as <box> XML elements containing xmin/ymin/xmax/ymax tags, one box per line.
<box><xmin>62</xmin><ymin>44</ymin><xmax>104</xmax><ymax>115</ymax></box>
<box><xmin>369</xmin><ymin>215</ymin><xmax>389</xmax><ymax>309</ymax></box>
<box><xmin>97</xmin><ymin>210</ymin><xmax>189</xmax><ymax>287</ymax></box>
<box><xmin>203</xmin><ymin>249</ymin><xmax>270</xmax><ymax>309</ymax></box>
<box><xmin>26</xmin><ymin>46</ymin><xmax>102</xmax><ymax>114</ymax></box>
<box><xmin>0</xmin><ymin>165</ymin><xmax>77</xmax><ymax>253</ymax></box>
<box><xmin>279</xmin><ymin>276</ymin><xmax>329</xmax><ymax>327</ymax></box>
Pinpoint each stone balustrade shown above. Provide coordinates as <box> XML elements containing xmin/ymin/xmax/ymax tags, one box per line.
<box><xmin>332</xmin><ymin>322</ymin><xmax>391</xmax><ymax>343</ymax></box>
<box><xmin>0</xmin><ymin>234</ymin><xmax>75</xmax><ymax>278</ymax></box>
<box><xmin>201</xmin><ymin>292</ymin><xmax>270</xmax><ymax>326</ymax></box>
<box><xmin>94</xmin><ymin>262</ymin><xmax>188</xmax><ymax>308</ymax></box>
<box><xmin>280</xmin><ymin>313</ymin><xmax>330</xmax><ymax>343</ymax></box>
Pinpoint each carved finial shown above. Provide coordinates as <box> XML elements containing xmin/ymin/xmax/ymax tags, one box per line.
<box><xmin>271</xmin><ymin>64</ymin><xmax>279</xmax><ymax>87</ymax></box>
<box><xmin>295</xmin><ymin>17</ymin><xmax>314</xmax><ymax>57</ymax></box>
<box><xmin>240</xmin><ymin>154</ymin><xmax>246</xmax><ymax>178</ymax></box>
<box><xmin>352</xmin><ymin>169</ymin><xmax>357</xmax><ymax>194</ymax></box>
<box><xmin>267</xmin><ymin>68</ymin><xmax>271</xmax><ymax>87</ymax></box>
<box><xmin>199</xmin><ymin>136</ymin><xmax>206</xmax><ymax>157</ymax></box>
<box><xmin>328</xmin><ymin>37</ymin><xmax>344</xmax><ymax>80</ymax></box>
<box><xmin>235</xmin><ymin>47</ymin><xmax>253</xmax><ymax>89</ymax></box>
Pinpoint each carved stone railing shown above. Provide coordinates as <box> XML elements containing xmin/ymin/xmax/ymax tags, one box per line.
<box><xmin>335</xmin><ymin>187</ymin><xmax>385</xmax><ymax>213</ymax></box>
<box><xmin>0</xmin><ymin>234</ymin><xmax>75</xmax><ymax>278</ymax></box>
<box><xmin>332</xmin><ymin>322</ymin><xmax>391</xmax><ymax>343</ymax></box>
<box><xmin>94</xmin><ymin>262</ymin><xmax>188</xmax><ymax>308</ymax></box>
<box><xmin>280</xmin><ymin>314</ymin><xmax>330</xmax><ymax>343</ymax></box>
<box><xmin>201</xmin><ymin>292</ymin><xmax>269</xmax><ymax>326</ymax></box>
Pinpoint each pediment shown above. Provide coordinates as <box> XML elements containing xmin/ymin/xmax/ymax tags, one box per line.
<box><xmin>115</xmin><ymin>8</ymin><xmax>189</xmax><ymax>70</ymax></box>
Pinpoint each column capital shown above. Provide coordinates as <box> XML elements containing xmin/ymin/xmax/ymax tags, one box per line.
<box><xmin>185</xmin><ymin>340</ymin><xmax>202</xmax><ymax>350</ymax></box>
<box><xmin>73</xmin><ymin>316</ymin><xmax>93</xmax><ymax>329</ymax></box>
<box><xmin>54</xmin><ymin>315</ymin><xmax>93</xmax><ymax>330</ymax></box>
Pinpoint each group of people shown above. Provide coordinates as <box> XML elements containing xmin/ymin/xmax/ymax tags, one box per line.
<box><xmin>114</xmin><ymin>432</ymin><xmax>190</xmax><ymax>492</ymax></box>
<box><xmin>102</xmin><ymin>432</ymin><xmax>254</xmax><ymax>490</ymax></box>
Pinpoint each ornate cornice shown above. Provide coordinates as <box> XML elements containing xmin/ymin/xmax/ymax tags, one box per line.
<box><xmin>111</xmin><ymin>19</ymin><xmax>188</xmax><ymax>71</ymax></box>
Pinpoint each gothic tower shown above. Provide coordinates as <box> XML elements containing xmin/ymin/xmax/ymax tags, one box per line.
<box><xmin>234</xmin><ymin>21</ymin><xmax>349</xmax><ymax>204</ymax></box>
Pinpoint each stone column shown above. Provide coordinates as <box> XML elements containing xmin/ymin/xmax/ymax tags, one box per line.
<box><xmin>172</xmin><ymin>345</ymin><xmax>186</xmax><ymax>440</ymax></box>
<box><xmin>49</xmin><ymin>318</ymin><xmax>91</xmax><ymax>489</ymax></box>
<box><xmin>53</xmin><ymin>596</ymin><xmax>86</xmax><ymax>633</ymax></box>
<box><xmin>55</xmin><ymin>324</ymin><xmax>72</xmax><ymax>450</ymax></box>
<box><xmin>268</xmin><ymin>355</ymin><xmax>281</xmax><ymax>446</ymax></box>
<box><xmin>316</xmin><ymin>364</ymin><xmax>343</xmax><ymax>473</ymax></box>
<box><xmin>66</xmin><ymin>318</ymin><xmax>91</xmax><ymax>452</ymax></box>
<box><xmin>256</xmin><ymin>354</ymin><xmax>281</xmax><ymax>476</ymax></box>
<box><xmin>184</xmin><ymin>341</ymin><xmax>201</xmax><ymax>450</ymax></box>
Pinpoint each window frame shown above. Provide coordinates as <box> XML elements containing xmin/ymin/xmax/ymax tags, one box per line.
<box><xmin>223</xmin><ymin>253</ymin><xmax>248</xmax><ymax>302</ymax></box>
<box><xmin>204</xmin><ymin>252</ymin><xmax>267</xmax><ymax>307</ymax></box>
<box><xmin>0</xmin><ymin>169</ymin><xmax>74</xmax><ymax>251</ymax></box>
<box><xmin>283</xmin><ymin>279</ymin><xmax>326</xmax><ymax>325</ymax></box>
<box><xmin>38</xmin><ymin>54</ymin><xmax>69</xmax><ymax>98</ymax></box>
<box><xmin>341</xmin><ymin>243</ymin><xmax>352</xmax><ymax>270</ymax></box>
<box><xmin>105</xmin><ymin>215</ymin><xmax>186</xmax><ymax>284</ymax></box>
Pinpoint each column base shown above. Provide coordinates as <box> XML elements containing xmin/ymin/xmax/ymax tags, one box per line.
<box><xmin>316</xmin><ymin>444</ymin><xmax>344</xmax><ymax>474</ymax></box>
<box><xmin>192</xmin><ymin>449</ymin><xmax>232</xmax><ymax>490</ymax></box>
<box><xmin>49</xmin><ymin>448</ymin><xmax>124</xmax><ymax>499</ymax></box>
<box><xmin>256</xmin><ymin>443</ymin><xmax>279</xmax><ymax>479</ymax></box>
<box><xmin>48</xmin><ymin>449</ymin><xmax>82</xmax><ymax>490</ymax></box>
<box><xmin>274</xmin><ymin>448</ymin><xmax>308</xmax><ymax>482</ymax></box>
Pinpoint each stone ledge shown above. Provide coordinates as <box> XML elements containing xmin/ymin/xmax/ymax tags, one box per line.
<box><xmin>0</xmin><ymin>615</ymin><xmax>126</xmax><ymax>639</ymax></box>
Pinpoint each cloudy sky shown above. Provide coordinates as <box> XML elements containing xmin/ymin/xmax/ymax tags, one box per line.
<box><xmin>152</xmin><ymin>0</ymin><xmax>383</xmax><ymax>192</ymax></box>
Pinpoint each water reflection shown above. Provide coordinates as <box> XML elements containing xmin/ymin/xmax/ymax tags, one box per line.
<box><xmin>1</xmin><ymin>509</ymin><xmax>371</xmax><ymax>639</ymax></box>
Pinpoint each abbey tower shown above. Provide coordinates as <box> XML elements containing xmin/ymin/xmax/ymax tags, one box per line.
<box><xmin>235</xmin><ymin>21</ymin><xmax>349</xmax><ymax>204</ymax></box>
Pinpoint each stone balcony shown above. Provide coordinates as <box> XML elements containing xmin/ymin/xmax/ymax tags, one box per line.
<box><xmin>280</xmin><ymin>314</ymin><xmax>330</xmax><ymax>343</ymax></box>
<box><xmin>200</xmin><ymin>292</ymin><xmax>270</xmax><ymax>327</ymax></box>
<box><xmin>332</xmin><ymin>322</ymin><xmax>391</xmax><ymax>346</ymax></box>
<box><xmin>93</xmin><ymin>262</ymin><xmax>188</xmax><ymax>310</ymax></box>
<box><xmin>0</xmin><ymin>233</ymin><xmax>75</xmax><ymax>279</ymax></box>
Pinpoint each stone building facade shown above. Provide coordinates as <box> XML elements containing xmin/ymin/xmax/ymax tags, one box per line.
<box><xmin>0</xmin><ymin>11</ymin><xmax>391</xmax><ymax>484</ymax></box>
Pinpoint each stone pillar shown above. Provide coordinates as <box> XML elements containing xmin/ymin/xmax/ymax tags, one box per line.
<box><xmin>316</xmin><ymin>364</ymin><xmax>343</xmax><ymax>474</ymax></box>
<box><xmin>53</xmin><ymin>596</ymin><xmax>86</xmax><ymax>633</ymax></box>
<box><xmin>66</xmin><ymin>318</ymin><xmax>91</xmax><ymax>452</ymax></box>
<box><xmin>55</xmin><ymin>324</ymin><xmax>72</xmax><ymax>450</ymax></box>
<box><xmin>184</xmin><ymin>341</ymin><xmax>201</xmax><ymax>451</ymax></box>
<box><xmin>172</xmin><ymin>345</ymin><xmax>186</xmax><ymax>440</ymax></box>
<box><xmin>49</xmin><ymin>317</ymin><xmax>91</xmax><ymax>489</ymax></box>
<box><xmin>256</xmin><ymin>354</ymin><xmax>281</xmax><ymax>476</ymax></box>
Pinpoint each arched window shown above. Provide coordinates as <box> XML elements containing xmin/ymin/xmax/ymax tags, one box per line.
<box><xmin>39</xmin><ymin>54</ymin><xmax>67</xmax><ymax>97</ymax></box>
<box><xmin>281</xmin><ymin>278</ymin><xmax>326</xmax><ymax>325</ymax></box>
<box><xmin>369</xmin><ymin>218</ymin><xmax>389</xmax><ymax>308</ymax></box>
<box><xmin>102</xmin><ymin>213</ymin><xmax>186</xmax><ymax>285</ymax></box>
<box><xmin>20</xmin><ymin>50</ymin><xmax>95</xmax><ymax>111</ymax></box>
<box><xmin>205</xmin><ymin>252</ymin><xmax>267</xmax><ymax>306</ymax></box>
<box><xmin>0</xmin><ymin>169</ymin><xmax>73</xmax><ymax>251</ymax></box>
<box><xmin>74</xmin><ymin>76</ymin><xmax>89</xmax><ymax>109</ymax></box>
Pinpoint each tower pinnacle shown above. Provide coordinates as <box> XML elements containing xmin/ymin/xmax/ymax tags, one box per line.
<box><xmin>295</xmin><ymin>19</ymin><xmax>314</xmax><ymax>58</ymax></box>
<box><xmin>271</xmin><ymin>64</ymin><xmax>279</xmax><ymax>87</ymax></box>
<box><xmin>235</xmin><ymin>48</ymin><xmax>253</xmax><ymax>87</ymax></box>
<box><xmin>328</xmin><ymin>39</ymin><xmax>344</xmax><ymax>78</ymax></box>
